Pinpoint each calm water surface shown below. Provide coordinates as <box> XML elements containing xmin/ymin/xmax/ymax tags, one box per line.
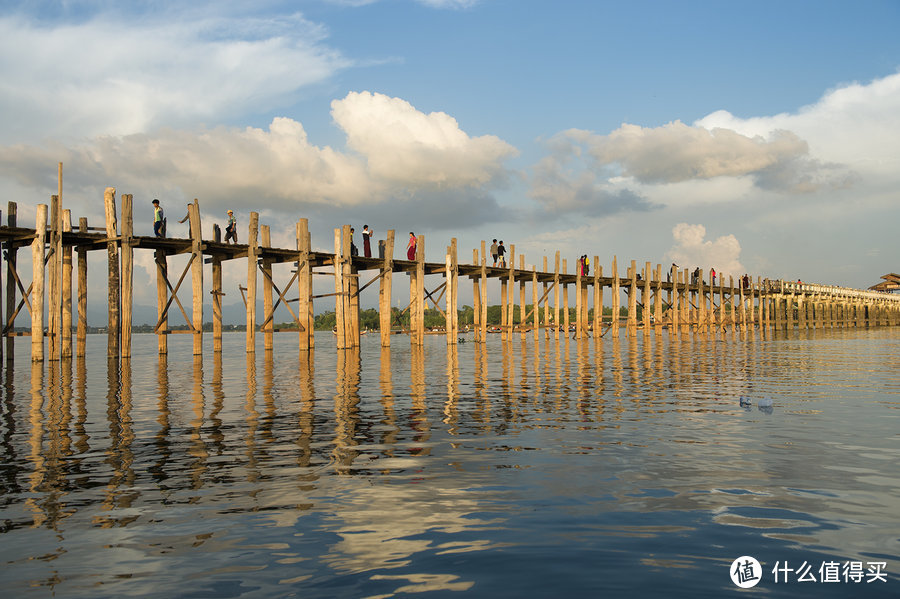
<box><xmin>1</xmin><ymin>328</ymin><xmax>898</xmax><ymax>597</ymax></box>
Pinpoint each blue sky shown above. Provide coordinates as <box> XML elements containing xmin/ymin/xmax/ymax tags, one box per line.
<box><xmin>1</xmin><ymin>0</ymin><xmax>899</xmax><ymax>312</ymax></box>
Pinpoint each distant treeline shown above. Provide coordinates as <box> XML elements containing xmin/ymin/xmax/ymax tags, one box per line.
<box><xmin>42</xmin><ymin>301</ymin><xmax>743</xmax><ymax>333</ymax></box>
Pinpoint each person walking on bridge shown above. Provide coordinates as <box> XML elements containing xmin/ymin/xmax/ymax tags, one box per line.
<box><xmin>225</xmin><ymin>210</ymin><xmax>237</xmax><ymax>244</ymax></box>
<box><xmin>490</xmin><ymin>239</ymin><xmax>498</xmax><ymax>266</ymax></box>
<box><xmin>497</xmin><ymin>241</ymin><xmax>506</xmax><ymax>268</ymax></box>
<box><xmin>152</xmin><ymin>199</ymin><xmax>166</xmax><ymax>238</ymax></box>
<box><xmin>407</xmin><ymin>232</ymin><xmax>417</xmax><ymax>260</ymax></box>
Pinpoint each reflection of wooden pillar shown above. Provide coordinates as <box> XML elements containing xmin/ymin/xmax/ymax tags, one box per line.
<box><xmin>31</xmin><ymin>204</ymin><xmax>48</xmax><ymax>362</ymax></box>
<box><xmin>104</xmin><ymin>188</ymin><xmax>119</xmax><ymax>360</ymax></box>
<box><xmin>5</xmin><ymin>202</ymin><xmax>17</xmax><ymax>362</ymax></box>
<box><xmin>121</xmin><ymin>194</ymin><xmax>134</xmax><ymax>359</ymax></box>
<box><xmin>610</xmin><ymin>256</ymin><xmax>619</xmax><ymax>338</ymax></box>
<box><xmin>261</xmin><ymin>225</ymin><xmax>274</xmax><ymax>352</ymax></box>
<box><xmin>76</xmin><ymin>217</ymin><xmax>87</xmax><ymax>358</ymax></box>
<box><xmin>246</xmin><ymin>212</ymin><xmax>259</xmax><ymax>353</ymax></box>
<box><xmin>61</xmin><ymin>210</ymin><xmax>73</xmax><ymax>359</ymax></box>
<box><xmin>297</xmin><ymin>218</ymin><xmax>313</xmax><ymax>351</ymax></box>
<box><xmin>189</xmin><ymin>201</ymin><xmax>203</xmax><ymax>356</ymax></box>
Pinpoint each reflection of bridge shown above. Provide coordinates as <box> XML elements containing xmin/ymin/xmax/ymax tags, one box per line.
<box><xmin>2</xmin><ymin>174</ymin><xmax>899</xmax><ymax>363</ymax></box>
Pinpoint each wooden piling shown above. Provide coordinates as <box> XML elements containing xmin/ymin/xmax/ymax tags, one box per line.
<box><xmin>480</xmin><ymin>241</ymin><xmax>488</xmax><ymax>342</ymax></box>
<box><xmin>298</xmin><ymin>219</ymin><xmax>313</xmax><ymax>351</ymax></box>
<box><xmin>104</xmin><ymin>188</ymin><xmax>119</xmax><ymax>360</ymax></box>
<box><xmin>189</xmin><ymin>201</ymin><xmax>203</xmax><ymax>356</ymax></box>
<box><xmin>5</xmin><ymin>203</ymin><xmax>16</xmax><ymax>362</ymax></box>
<box><xmin>61</xmin><ymin>210</ymin><xmax>73</xmax><ymax>359</ymax></box>
<box><xmin>472</xmin><ymin>248</ymin><xmax>481</xmax><ymax>342</ymax></box>
<box><xmin>49</xmin><ymin>193</ymin><xmax>61</xmax><ymax>360</ymax></box>
<box><xmin>553</xmin><ymin>251</ymin><xmax>560</xmax><ymax>338</ymax></box>
<box><xmin>562</xmin><ymin>259</ymin><xmax>569</xmax><ymax>334</ymax></box>
<box><xmin>31</xmin><ymin>204</ymin><xmax>47</xmax><ymax>362</ymax></box>
<box><xmin>412</xmin><ymin>233</ymin><xmax>425</xmax><ymax>345</ymax></box>
<box><xmin>610</xmin><ymin>256</ymin><xmax>619</xmax><ymax>338</ymax></box>
<box><xmin>155</xmin><ymin>248</ymin><xmax>168</xmax><ymax>355</ymax></box>
<box><xmin>261</xmin><ymin>225</ymin><xmax>274</xmax><ymax>352</ymax></box>
<box><xmin>211</xmin><ymin>249</ymin><xmax>223</xmax><ymax>352</ymax></box>
<box><xmin>121</xmin><ymin>194</ymin><xmax>134</xmax><ymax>359</ymax></box>
<box><xmin>593</xmin><ymin>257</ymin><xmax>601</xmax><ymax>335</ymax></box>
<box><xmin>246</xmin><ymin>212</ymin><xmax>259</xmax><ymax>352</ymax></box>
<box><xmin>76</xmin><ymin>217</ymin><xmax>87</xmax><ymax>358</ymax></box>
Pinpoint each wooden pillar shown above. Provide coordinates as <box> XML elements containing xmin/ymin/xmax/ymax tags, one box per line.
<box><xmin>519</xmin><ymin>253</ymin><xmax>526</xmax><ymax>337</ymax></box>
<box><xmin>246</xmin><ymin>212</ymin><xmax>259</xmax><ymax>352</ymax></box>
<box><xmin>610</xmin><ymin>256</ymin><xmax>619</xmax><ymax>338</ymax></box>
<box><xmin>155</xmin><ymin>249</ymin><xmax>168</xmax><ymax>355</ymax></box>
<box><xmin>643</xmin><ymin>261</ymin><xmax>651</xmax><ymax>331</ymax></box>
<box><xmin>413</xmin><ymin>233</ymin><xmax>425</xmax><ymax>345</ymax></box>
<box><xmin>296</xmin><ymin>219</ymin><xmax>311</xmax><ymax>351</ymax></box>
<box><xmin>480</xmin><ymin>241</ymin><xmax>487</xmax><ymax>341</ymax></box>
<box><xmin>445</xmin><ymin>243</ymin><xmax>454</xmax><ymax>345</ymax></box>
<box><xmin>593</xmin><ymin>258</ymin><xmax>602</xmax><ymax>335</ymax></box>
<box><xmin>627</xmin><ymin>260</ymin><xmax>637</xmax><ymax>334</ymax></box>
<box><xmin>212</xmin><ymin>251</ymin><xmax>223</xmax><ymax>352</ymax></box>
<box><xmin>472</xmin><ymin>248</ymin><xmax>481</xmax><ymax>342</ymax></box>
<box><xmin>508</xmin><ymin>245</ymin><xmax>516</xmax><ymax>336</ymax></box>
<box><xmin>189</xmin><ymin>201</ymin><xmax>203</xmax><ymax>356</ymax></box>
<box><xmin>449</xmin><ymin>238</ymin><xmax>458</xmax><ymax>343</ymax></box>
<box><xmin>553</xmin><ymin>251</ymin><xmax>560</xmax><ymax>338</ymax></box>
<box><xmin>5</xmin><ymin>202</ymin><xmax>16</xmax><ymax>362</ymax></box>
<box><xmin>49</xmin><ymin>193</ymin><xmax>61</xmax><ymax>360</ymax></box>
<box><xmin>654</xmin><ymin>264</ymin><xmax>663</xmax><ymax>328</ymax></box>
<box><xmin>261</xmin><ymin>225</ymin><xmax>274</xmax><ymax>351</ymax></box>
<box><xmin>500</xmin><ymin>269</ymin><xmax>508</xmax><ymax>341</ymax></box>
<box><xmin>575</xmin><ymin>257</ymin><xmax>582</xmax><ymax>340</ymax></box>
<box><xmin>543</xmin><ymin>256</ymin><xmax>550</xmax><ymax>338</ymax></box>
<box><xmin>562</xmin><ymin>259</ymin><xmax>569</xmax><ymax>334</ymax></box>
<box><xmin>532</xmin><ymin>266</ymin><xmax>539</xmax><ymax>341</ymax></box>
<box><xmin>61</xmin><ymin>210</ymin><xmax>73</xmax><ymax>359</ymax></box>
<box><xmin>121</xmin><ymin>194</ymin><xmax>134</xmax><ymax>359</ymax></box>
<box><xmin>76</xmin><ymin>217</ymin><xmax>87</xmax><ymax>358</ymax></box>
<box><xmin>347</xmin><ymin>228</ymin><xmax>360</xmax><ymax>347</ymax></box>
<box><xmin>696</xmin><ymin>269</ymin><xmax>705</xmax><ymax>332</ymax></box>
<box><xmin>104</xmin><ymin>188</ymin><xmax>119</xmax><ymax>360</ymax></box>
<box><xmin>334</xmin><ymin>228</ymin><xmax>346</xmax><ymax>349</ymax></box>
<box><xmin>31</xmin><ymin>204</ymin><xmax>48</xmax><ymax>362</ymax></box>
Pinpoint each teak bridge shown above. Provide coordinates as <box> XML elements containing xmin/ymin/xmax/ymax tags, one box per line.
<box><xmin>2</xmin><ymin>176</ymin><xmax>899</xmax><ymax>363</ymax></box>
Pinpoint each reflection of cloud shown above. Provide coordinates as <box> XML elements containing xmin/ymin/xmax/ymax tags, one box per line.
<box><xmin>666</xmin><ymin>223</ymin><xmax>744</xmax><ymax>278</ymax></box>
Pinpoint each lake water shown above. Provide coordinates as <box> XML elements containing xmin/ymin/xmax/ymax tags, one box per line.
<box><xmin>1</xmin><ymin>327</ymin><xmax>898</xmax><ymax>597</ymax></box>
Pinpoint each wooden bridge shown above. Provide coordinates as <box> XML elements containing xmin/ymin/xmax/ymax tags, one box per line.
<box><xmin>2</xmin><ymin>176</ymin><xmax>899</xmax><ymax>363</ymax></box>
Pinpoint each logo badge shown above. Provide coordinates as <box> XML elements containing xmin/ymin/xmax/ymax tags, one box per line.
<box><xmin>730</xmin><ymin>556</ymin><xmax>762</xmax><ymax>588</ymax></box>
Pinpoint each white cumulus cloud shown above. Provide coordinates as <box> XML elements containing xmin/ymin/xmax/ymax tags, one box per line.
<box><xmin>666</xmin><ymin>223</ymin><xmax>744</xmax><ymax>279</ymax></box>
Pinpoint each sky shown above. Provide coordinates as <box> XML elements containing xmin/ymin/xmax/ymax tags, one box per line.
<box><xmin>1</xmin><ymin>0</ymin><xmax>899</xmax><ymax>317</ymax></box>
